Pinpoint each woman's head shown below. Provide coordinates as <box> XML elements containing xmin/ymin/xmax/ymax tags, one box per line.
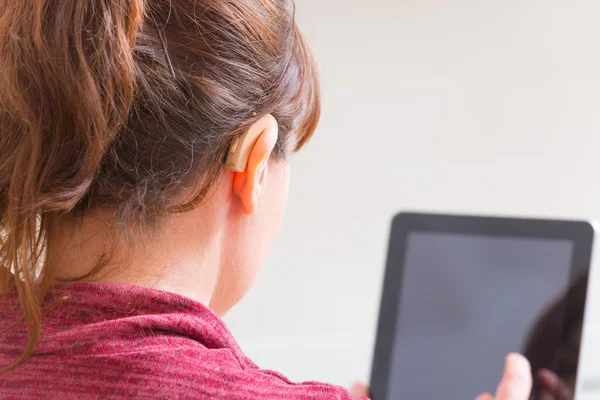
<box><xmin>0</xmin><ymin>0</ymin><xmax>319</xmax><ymax>364</ymax></box>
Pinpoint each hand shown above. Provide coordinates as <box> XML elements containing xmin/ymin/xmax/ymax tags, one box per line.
<box><xmin>349</xmin><ymin>382</ymin><xmax>369</xmax><ymax>398</ymax></box>
<box><xmin>536</xmin><ymin>369</ymin><xmax>573</xmax><ymax>400</ymax></box>
<box><xmin>476</xmin><ymin>353</ymin><xmax>532</xmax><ymax>400</ymax></box>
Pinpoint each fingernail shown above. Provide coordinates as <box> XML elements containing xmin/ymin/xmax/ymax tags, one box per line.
<box><xmin>504</xmin><ymin>353</ymin><xmax>531</xmax><ymax>381</ymax></box>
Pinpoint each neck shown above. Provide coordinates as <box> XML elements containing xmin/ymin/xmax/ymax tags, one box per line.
<box><xmin>48</xmin><ymin>206</ymin><xmax>226</xmax><ymax>307</ymax></box>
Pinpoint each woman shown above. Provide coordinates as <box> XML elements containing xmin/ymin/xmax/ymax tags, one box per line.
<box><xmin>0</xmin><ymin>0</ymin><xmax>531</xmax><ymax>398</ymax></box>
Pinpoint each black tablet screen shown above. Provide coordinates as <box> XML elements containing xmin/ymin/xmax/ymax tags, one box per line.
<box><xmin>387</xmin><ymin>232</ymin><xmax>581</xmax><ymax>399</ymax></box>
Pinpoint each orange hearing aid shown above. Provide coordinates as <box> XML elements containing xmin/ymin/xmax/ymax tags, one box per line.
<box><xmin>226</xmin><ymin>114</ymin><xmax>278</xmax><ymax>172</ymax></box>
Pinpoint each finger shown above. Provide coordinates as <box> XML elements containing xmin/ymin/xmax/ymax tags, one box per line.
<box><xmin>495</xmin><ymin>353</ymin><xmax>532</xmax><ymax>400</ymax></box>
<box><xmin>349</xmin><ymin>382</ymin><xmax>369</xmax><ymax>398</ymax></box>
<box><xmin>475</xmin><ymin>392</ymin><xmax>494</xmax><ymax>400</ymax></box>
<box><xmin>537</xmin><ymin>369</ymin><xmax>573</xmax><ymax>400</ymax></box>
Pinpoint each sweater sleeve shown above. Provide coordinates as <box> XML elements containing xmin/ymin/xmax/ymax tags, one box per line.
<box><xmin>87</xmin><ymin>348</ymin><xmax>370</xmax><ymax>400</ymax></box>
<box><xmin>0</xmin><ymin>348</ymin><xmax>371</xmax><ymax>400</ymax></box>
<box><xmin>193</xmin><ymin>366</ymin><xmax>370</xmax><ymax>400</ymax></box>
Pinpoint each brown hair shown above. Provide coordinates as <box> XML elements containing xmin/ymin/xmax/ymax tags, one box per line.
<box><xmin>0</xmin><ymin>0</ymin><xmax>319</xmax><ymax>368</ymax></box>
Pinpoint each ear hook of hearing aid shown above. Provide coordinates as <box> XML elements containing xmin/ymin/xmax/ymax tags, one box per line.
<box><xmin>226</xmin><ymin>114</ymin><xmax>277</xmax><ymax>173</ymax></box>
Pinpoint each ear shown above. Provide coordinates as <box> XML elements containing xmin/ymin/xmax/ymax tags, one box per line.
<box><xmin>227</xmin><ymin>114</ymin><xmax>278</xmax><ymax>215</ymax></box>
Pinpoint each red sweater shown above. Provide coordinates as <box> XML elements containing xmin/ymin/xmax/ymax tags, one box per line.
<box><xmin>0</xmin><ymin>283</ymin><xmax>367</xmax><ymax>399</ymax></box>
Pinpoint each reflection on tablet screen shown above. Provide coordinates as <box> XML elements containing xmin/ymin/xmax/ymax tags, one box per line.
<box><xmin>387</xmin><ymin>233</ymin><xmax>583</xmax><ymax>400</ymax></box>
<box><xmin>524</xmin><ymin>274</ymin><xmax>585</xmax><ymax>399</ymax></box>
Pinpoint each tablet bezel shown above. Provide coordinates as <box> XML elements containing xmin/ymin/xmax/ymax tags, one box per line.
<box><xmin>370</xmin><ymin>212</ymin><xmax>595</xmax><ymax>400</ymax></box>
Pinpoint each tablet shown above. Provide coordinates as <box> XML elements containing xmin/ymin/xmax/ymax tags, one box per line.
<box><xmin>370</xmin><ymin>212</ymin><xmax>599</xmax><ymax>400</ymax></box>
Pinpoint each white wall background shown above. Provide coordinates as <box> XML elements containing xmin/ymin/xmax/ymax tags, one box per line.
<box><xmin>224</xmin><ymin>0</ymin><xmax>600</xmax><ymax>387</ymax></box>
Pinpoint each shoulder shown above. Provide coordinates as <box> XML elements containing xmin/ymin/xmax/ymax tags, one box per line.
<box><xmin>3</xmin><ymin>345</ymin><xmax>357</xmax><ymax>400</ymax></box>
<box><xmin>90</xmin><ymin>348</ymin><xmax>355</xmax><ymax>399</ymax></box>
<box><xmin>116</xmin><ymin>348</ymin><xmax>357</xmax><ymax>400</ymax></box>
<box><xmin>11</xmin><ymin>346</ymin><xmax>351</xmax><ymax>400</ymax></box>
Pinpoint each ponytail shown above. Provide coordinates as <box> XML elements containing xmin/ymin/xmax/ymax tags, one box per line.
<box><xmin>0</xmin><ymin>0</ymin><xmax>142</xmax><ymax>367</ymax></box>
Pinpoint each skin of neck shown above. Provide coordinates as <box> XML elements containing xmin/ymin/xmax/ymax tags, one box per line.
<box><xmin>48</xmin><ymin>172</ymin><xmax>238</xmax><ymax>309</ymax></box>
<box><xmin>48</xmin><ymin>118</ymin><xmax>285</xmax><ymax>315</ymax></box>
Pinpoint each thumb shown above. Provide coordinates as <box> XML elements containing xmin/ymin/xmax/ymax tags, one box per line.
<box><xmin>349</xmin><ymin>382</ymin><xmax>369</xmax><ymax>398</ymax></box>
<box><xmin>495</xmin><ymin>353</ymin><xmax>532</xmax><ymax>400</ymax></box>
